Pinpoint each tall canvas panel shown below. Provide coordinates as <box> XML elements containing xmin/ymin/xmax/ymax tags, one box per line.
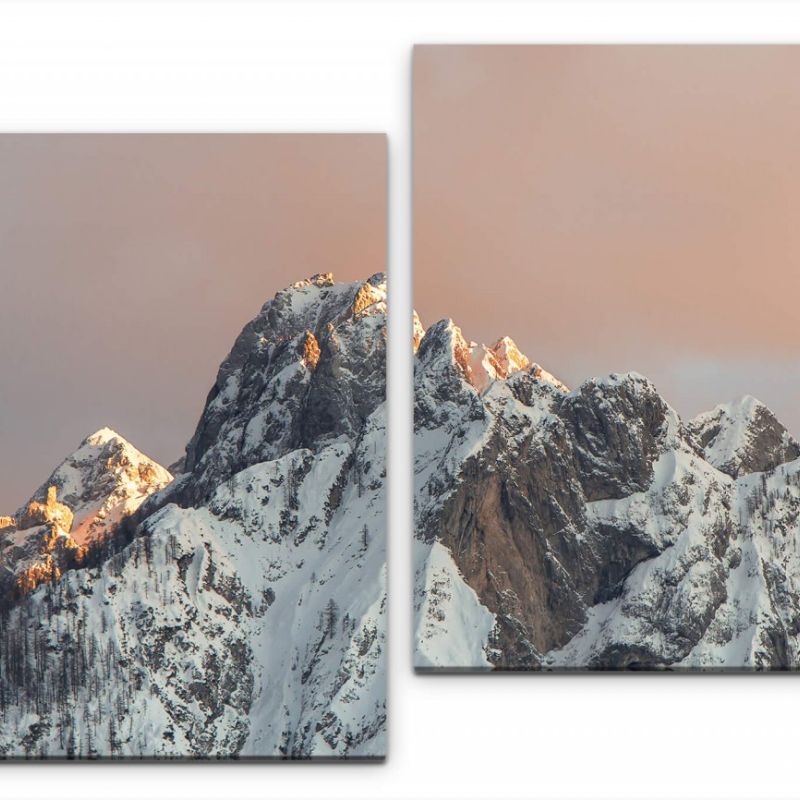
<box><xmin>413</xmin><ymin>46</ymin><xmax>800</xmax><ymax>672</ymax></box>
<box><xmin>0</xmin><ymin>134</ymin><xmax>387</xmax><ymax>756</ymax></box>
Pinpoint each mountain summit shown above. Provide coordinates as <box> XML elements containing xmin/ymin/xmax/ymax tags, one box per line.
<box><xmin>688</xmin><ymin>395</ymin><xmax>800</xmax><ymax>478</ymax></box>
<box><xmin>0</xmin><ymin>429</ymin><xmax>172</xmax><ymax>601</ymax></box>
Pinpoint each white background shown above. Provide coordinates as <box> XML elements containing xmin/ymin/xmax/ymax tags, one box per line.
<box><xmin>2</xmin><ymin>2</ymin><xmax>800</xmax><ymax>798</ymax></box>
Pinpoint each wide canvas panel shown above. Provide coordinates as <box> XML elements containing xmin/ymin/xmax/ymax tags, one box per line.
<box><xmin>0</xmin><ymin>134</ymin><xmax>387</xmax><ymax>757</ymax></box>
<box><xmin>412</xmin><ymin>45</ymin><xmax>800</xmax><ymax>671</ymax></box>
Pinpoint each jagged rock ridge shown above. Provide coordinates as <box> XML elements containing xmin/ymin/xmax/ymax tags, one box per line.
<box><xmin>0</xmin><ymin>272</ymin><xmax>386</xmax><ymax>758</ymax></box>
<box><xmin>414</xmin><ymin>317</ymin><xmax>800</xmax><ymax>671</ymax></box>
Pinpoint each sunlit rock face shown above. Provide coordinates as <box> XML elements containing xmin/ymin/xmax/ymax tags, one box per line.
<box><xmin>18</xmin><ymin>486</ymin><xmax>74</xmax><ymax>533</ymax></box>
<box><xmin>0</xmin><ymin>487</ymin><xmax>76</xmax><ymax>599</ymax></box>
<box><xmin>414</xmin><ymin>315</ymin><xmax>800</xmax><ymax>672</ymax></box>
<box><xmin>0</xmin><ymin>273</ymin><xmax>386</xmax><ymax>759</ymax></box>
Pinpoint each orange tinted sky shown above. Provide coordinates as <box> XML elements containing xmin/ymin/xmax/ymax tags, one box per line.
<box><xmin>0</xmin><ymin>134</ymin><xmax>386</xmax><ymax>511</ymax></box>
<box><xmin>414</xmin><ymin>45</ymin><xmax>800</xmax><ymax>435</ymax></box>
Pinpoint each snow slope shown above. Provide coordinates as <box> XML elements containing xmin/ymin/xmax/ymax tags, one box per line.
<box><xmin>414</xmin><ymin>539</ymin><xmax>495</xmax><ymax>670</ymax></box>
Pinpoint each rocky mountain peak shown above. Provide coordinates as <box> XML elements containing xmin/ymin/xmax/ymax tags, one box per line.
<box><xmin>1</xmin><ymin>430</ymin><xmax>172</xmax><ymax>603</ymax></box>
<box><xmin>416</xmin><ymin>318</ymin><xmax>467</xmax><ymax>364</ymax></box>
<box><xmin>688</xmin><ymin>394</ymin><xmax>800</xmax><ymax>478</ymax></box>
<box><xmin>488</xmin><ymin>335</ymin><xmax>530</xmax><ymax>377</ymax></box>
<box><xmin>83</xmin><ymin>426</ymin><xmax>125</xmax><ymax>447</ymax></box>
<box><xmin>15</xmin><ymin>427</ymin><xmax>173</xmax><ymax>534</ymax></box>
<box><xmin>179</xmin><ymin>274</ymin><xmax>387</xmax><ymax>505</ymax></box>
<box><xmin>415</xmin><ymin>317</ymin><xmax>568</xmax><ymax>396</ymax></box>
<box><xmin>292</xmin><ymin>272</ymin><xmax>335</xmax><ymax>290</ymax></box>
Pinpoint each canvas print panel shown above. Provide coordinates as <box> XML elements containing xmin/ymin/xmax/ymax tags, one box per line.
<box><xmin>0</xmin><ymin>134</ymin><xmax>387</xmax><ymax>757</ymax></box>
<box><xmin>413</xmin><ymin>45</ymin><xmax>800</xmax><ymax>671</ymax></box>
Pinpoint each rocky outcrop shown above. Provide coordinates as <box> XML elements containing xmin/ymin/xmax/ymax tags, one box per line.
<box><xmin>301</xmin><ymin>331</ymin><xmax>321</xmax><ymax>370</ymax></box>
<box><xmin>414</xmin><ymin>316</ymin><xmax>800</xmax><ymax>671</ymax></box>
<box><xmin>18</xmin><ymin>486</ymin><xmax>74</xmax><ymax>533</ymax></box>
<box><xmin>12</xmin><ymin>528</ymin><xmax>82</xmax><ymax>595</ymax></box>
<box><xmin>3</xmin><ymin>486</ymin><xmax>81</xmax><ymax>599</ymax></box>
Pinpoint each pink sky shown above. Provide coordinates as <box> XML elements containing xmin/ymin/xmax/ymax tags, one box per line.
<box><xmin>414</xmin><ymin>45</ymin><xmax>800</xmax><ymax>436</ymax></box>
<box><xmin>0</xmin><ymin>134</ymin><xmax>386</xmax><ymax>512</ymax></box>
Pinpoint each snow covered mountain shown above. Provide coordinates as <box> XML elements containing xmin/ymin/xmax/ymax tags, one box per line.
<box><xmin>0</xmin><ymin>272</ymin><xmax>386</xmax><ymax>757</ymax></box>
<box><xmin>414</xmin><ymin>317</ymin><xmax>800</xmax><ymax>671</ymax></box>
<box><xmin>0</xmin><ymin>429</ymin><xmax>172</xmax><ymax>602</ymax></box>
